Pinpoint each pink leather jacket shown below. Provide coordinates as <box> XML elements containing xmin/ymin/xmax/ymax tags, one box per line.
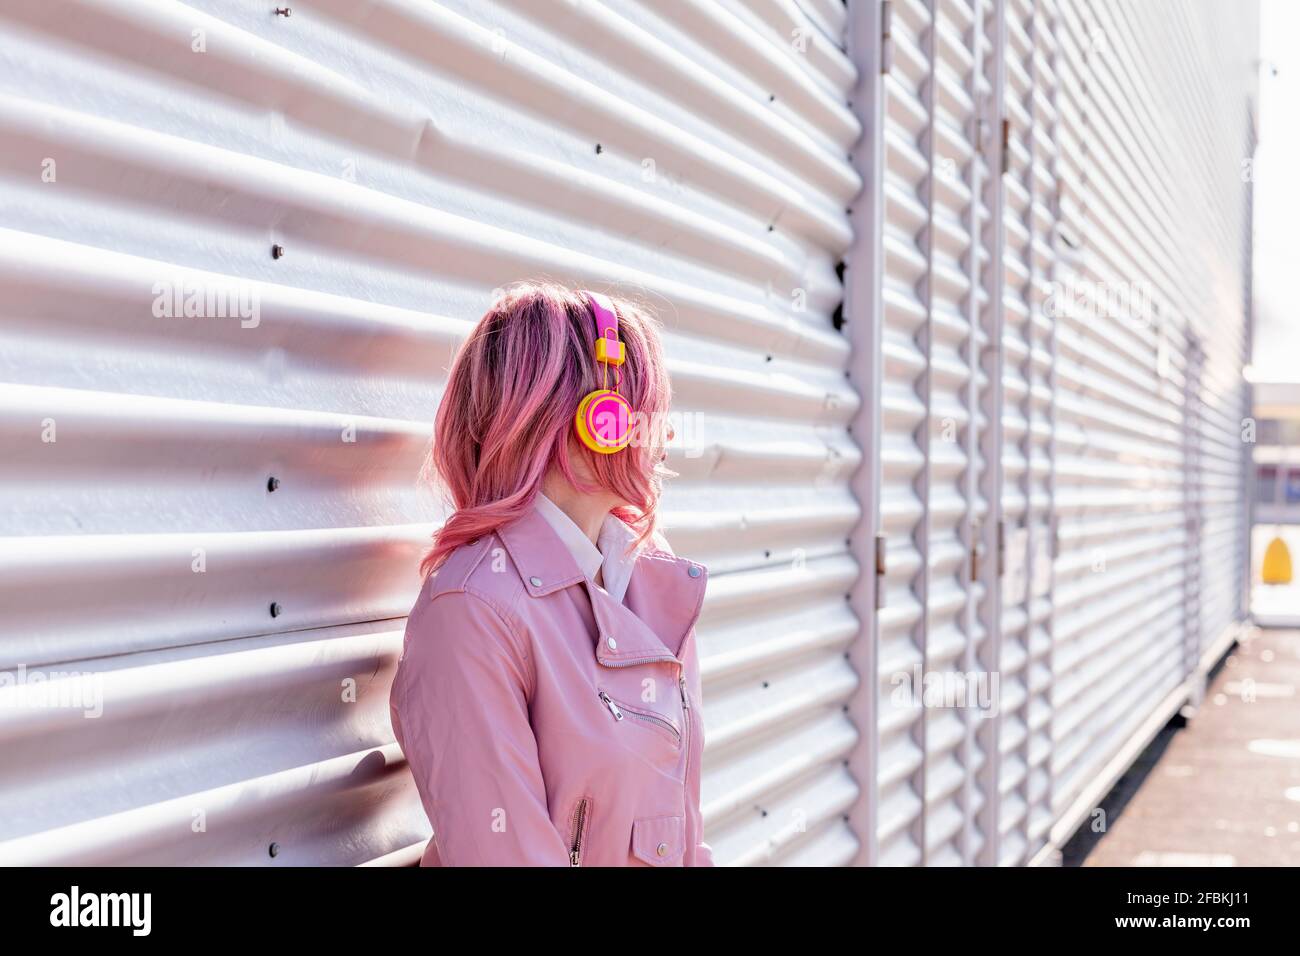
<box><xmin>389</xmin><ymin>503</ymin><xmax>714</xmax><ymax>866</ymax></box>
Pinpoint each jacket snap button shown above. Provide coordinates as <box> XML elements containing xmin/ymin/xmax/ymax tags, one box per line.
<box><xmin>606</xmin><ymin>635</ymin><xmax>617</xmax><ymax>649</ymax></box>
<box><xmin>529</xmin><ymin>576</ymin><xmax>542</xmax><ymax>587</ymax></box>
<box><xmin>656</xmin><ymin>842</ymin><xmax>669</xmax><ymax>856</ymax></box>
<box><xmin>687</xmin><ymin>565</ymin><xmax>701</xmax><ymax>578</ymax></box>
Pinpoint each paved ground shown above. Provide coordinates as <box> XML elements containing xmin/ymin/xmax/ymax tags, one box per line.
<box><xmin>1064</xmin><ymin>628</ymin><xmax>1300</xmax><ymax>867</ymax></box>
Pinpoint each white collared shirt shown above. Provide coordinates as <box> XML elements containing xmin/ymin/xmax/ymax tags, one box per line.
<box><xmin>534</xmin><ymin>492</ymin><xmax>637</xmax><ymax>605</ymax></box>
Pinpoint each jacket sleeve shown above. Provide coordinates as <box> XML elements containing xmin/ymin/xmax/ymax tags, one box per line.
<box><xmin>391</xmin><ymin>588</ymin><xmax>571</xmax><ymax>866</ymax></box>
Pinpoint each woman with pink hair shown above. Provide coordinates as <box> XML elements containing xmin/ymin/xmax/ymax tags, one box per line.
<box><xmin>389</xmin><ymin>281</ymin><xmax>715</xmax><ymax>866</ymax></box>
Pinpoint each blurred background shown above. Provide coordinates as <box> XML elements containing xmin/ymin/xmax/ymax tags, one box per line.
<box><xmin>1250</xmin><ymin>0</ymin><xmax>1300</xmax><ymax>629</ymax></box>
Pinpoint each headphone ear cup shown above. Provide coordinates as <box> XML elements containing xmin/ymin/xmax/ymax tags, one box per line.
<box><xmin>575</xmin><ymin>389</ymin><xmax>632</xmax><ymax>454</ymax></box>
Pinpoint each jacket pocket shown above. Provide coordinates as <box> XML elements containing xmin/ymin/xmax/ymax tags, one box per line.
<box><xmin>597</xmin><ymin>688</ymin><xmax>681</xmax><ymax>748</ymax></box>
<box><xmin>630</xmin><ymin>815</ymin><xmax>686</xmax><ymax>866</ymax></box>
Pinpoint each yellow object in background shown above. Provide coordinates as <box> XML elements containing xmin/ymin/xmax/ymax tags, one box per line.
<box><xmin>1262</xmin><ymin>535</ymin><xmax>1293</xmax><ymax>585</ymax></box>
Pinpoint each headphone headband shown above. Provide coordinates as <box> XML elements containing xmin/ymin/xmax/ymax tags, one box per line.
<box><xmin>584</xmin><ymin>290</ymin><xmax>619</xmax><ymax>345</ymax></box>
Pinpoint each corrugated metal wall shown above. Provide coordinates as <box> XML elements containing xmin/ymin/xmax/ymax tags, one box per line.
<box><xmin>861</xmin><ymin>0</ymin><xmax>1000</xmax><ymax>868</ymax></box>
<box><xmin>1</xmin><ymin>0</ymin><xmax>1254</xmax><ymax>867</ymax></box>
<box><xmin>1041</xmin><ymin>0</ymin><xmax>1255</xmax><ymax>859</ymax></box>
<box><xmin>0</xmin><ymin>0</ymin><xmax>862</xmax><ymax>866</ymax></box>
<box><xmin>849</xmin><ymin>0</ymin><xmax>1255</xmax><ymax>867</ymax></box>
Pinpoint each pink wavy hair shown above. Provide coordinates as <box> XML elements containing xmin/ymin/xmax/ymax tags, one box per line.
<box><xmin>419</xmin><ymin>281</ymin><xmax>673</xmax><ymax>578</ymax></box>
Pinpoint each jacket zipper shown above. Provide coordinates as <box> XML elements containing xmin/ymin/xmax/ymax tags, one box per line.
<box><xmin>569</xmin><ymin>797</ymin><xmax>589</xmax><ymax>866</ymax></box>
<box><xmin>599</xmin><ymin>654</ymin><xmax>679</xmax><ymax>668</ymax></box>
<box><xmin>679</xmin><ymin>672</ymin><xmax>692</xmax><ymax>787</ymax></box>
<box><xmin>597</xmin><ymin>690</ymin><xmax>624</xmax><ymax>721</ymax></box>
<box><xmin>599</xmin><ymin>689</ymin><xmax>681</xmax><ymax>744</ymax></box>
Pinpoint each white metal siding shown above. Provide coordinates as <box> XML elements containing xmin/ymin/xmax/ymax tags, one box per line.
<box><xmin>853</xmin><ymin>0</ymin><xmax>1254</xmax><ymax>867</ymax></box>
<box><xmin>1044</xmin><ymin>0</ymin><xmax>1255</xmax><ymax>846</ymax></box>
<box><xmin>873</xmin><ymin>0</ymin><xmax>932</xmax><ymax>867</ymax></box>
<box><xmin>0</xmin><ymin>0</ymin><xmax>862</xmax><ymax>866</ymax></box>
<box><xmin>980</xmin><ymin>0</ymin><xmax>1061</xmax><ymax>866</ymax></box>
<box><xmin>996</xmin><ymin>0</ymin><xmax>1039</xmax><ymax>866</ymax></box>
<box><xmin>922</xmin><ymin>0</ymin><xmax>991</xmax><ymax>867</ymax></box>
<box><xmin>1023</xmin><ymin>0</ymin><xmax>1059</xmax><ymax>858</ymax></box>
<box><xmin>1</xmin><ymin>0</ymin><xmax>1255</xmax><ymax>868</ymax></box>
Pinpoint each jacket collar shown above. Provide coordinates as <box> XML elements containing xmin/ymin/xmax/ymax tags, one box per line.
<box><xmin>534</xmin><ymin>491</ymin><xmax>638</xmax><ymax>606</ymax></box>
<box><xmin>496</xmin><ymin>503</ymin><xmax>587</xmax><ymax>597</ymax></box>
<box><xmin>496</xmin><ymin>502</ymin><xmax>708</xmax><ymax>665</ymax></box>
<box><xmin>533</xmin><ymin>491</ymin><xmax>607</xmax><ymax>582</ymax></box>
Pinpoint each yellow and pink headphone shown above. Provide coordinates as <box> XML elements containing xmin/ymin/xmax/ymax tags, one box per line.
<box><xmin>574</xmin><ymin>291</ymin><xmax>633</xmax><ymax>454</ymax></box>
